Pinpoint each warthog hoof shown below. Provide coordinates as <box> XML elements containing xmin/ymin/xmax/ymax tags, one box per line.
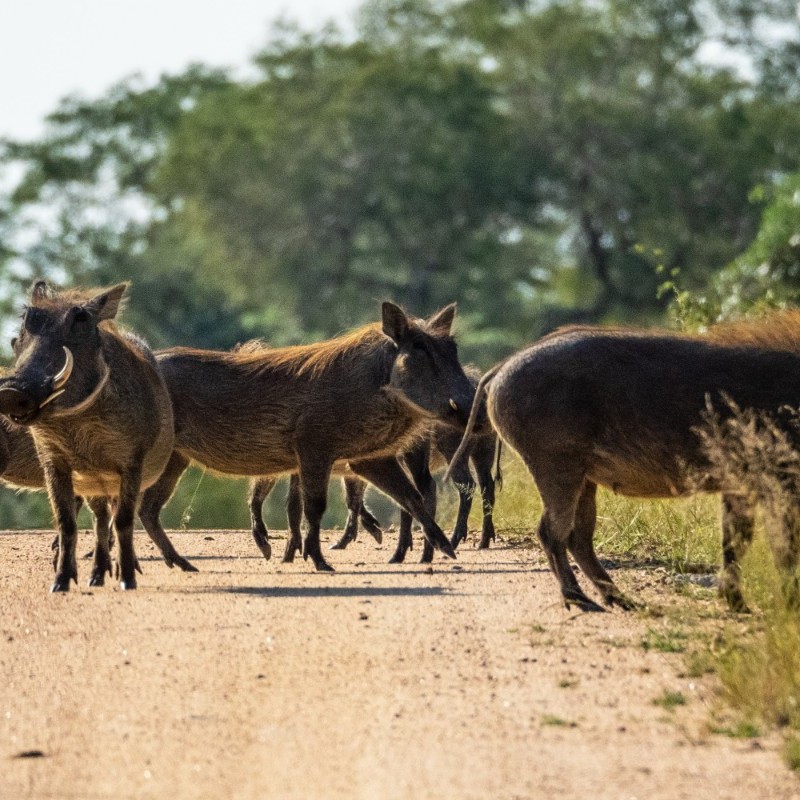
<box><xmin>605</xmin><ymin>592</ymin><xmax>638</xmax><ymax>611</ymax></box>
<box><xmin>304</xmin><ymin>544</ymin><xmax>335</xmax><ymax>572</ymax></box>
<box><xmin>171</xmin><ymin>555</ymin><xmax>199</xmax><ymax>573</ymax></box>
<box><xmin>449</xmin><ymin>529</ymin><xmax>467</xmax><ymax>550</ymax></box>
<box><xmin>719</xmin><ymin>582</ymin><xmax>751</xmax><ymax>614</ymax></box>
<box><xmin>119</xmin><ymin>578</ymin><xmax>137</xmax><ymax>591</ymax></box>
<box><xmin>388</xmin><ymin>548</ymin><xmax>408</xmax><ymax>564</ymax></box>
<box><xmin>360</xmin><ymin>513</ymin><xmax>383</xmax><ymax>544</ymax></box>
<box><xmin>478</xmin><ymin>523</ymin><xmax>496</xmax><ymax>549</ymax></box>
<box><xmin>563</xmin><ymin>590</ymin><xmax>606</xmax><ymax>613</ymax></box>
<box><xmin>329</xmin><ymin>531</ymin><xmax>355</xmax><ymax>550</ymax></box>
<box><xmin>437</xmin><ymin>538</ymin><xmax>456</xmax><ymax>560</ymax></box>
<box><xmin>88</xmin><ymin>571</ymin><xmax>106</xmax><ymax>588</ymax></box>
<box><xmin>251</xmin><ymin>529</ymin><xmax>272</xmax><ymax>561</ymax></box>
<box><xmin>51</xmin><ymin>563</ymin><xmax>78</xmax><ymax>592</ymax></box>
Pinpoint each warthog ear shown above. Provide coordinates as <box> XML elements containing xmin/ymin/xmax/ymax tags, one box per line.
<box><xmin>86</xmin><ymin>283</ymin><xmax>129</xmax><ymax>321</ymax></box>
<box><xmin>427</xmin><ymin>303</ymin><xmax>456</xmax><ymax>335</ymax></box>
<box><xmin>29</xmin><ymin>280</ymin><xmax>51</xmax><ymax>302</ymax></box>
<box><xmin>382</xmin><ymin>302</ymin><xmax>410</xmax><ymax>343</ymax></box>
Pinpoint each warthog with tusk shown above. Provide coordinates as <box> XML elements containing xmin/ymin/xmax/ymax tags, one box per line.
<box><xmin>137</xmin><ymin>302</ymin><xmax>477</xmax><ymax>572</ymax></box>
<box><xmin>0</xmin><ymin>281</ymin><xmax>181</xmax><ymax>591</ymax></box>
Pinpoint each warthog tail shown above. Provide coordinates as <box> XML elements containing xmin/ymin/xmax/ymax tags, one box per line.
<box><xmin>444</xmin><ymin>362</ymin><xmax>503</xmax><ymax>483</ymax></box>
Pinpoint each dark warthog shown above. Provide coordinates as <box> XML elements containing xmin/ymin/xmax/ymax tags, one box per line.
<box><xmin>247</xmin><ymin>369</ymin><xmax>498</xmax><ymax>563</ymax></box>
<box><xmin>386</xmin><ymin>419</ymin><xmax>499</xmax><ymax>560</ymax></box>
<box><xmin>0</xmin><ymin>281</ymin><xmax>180</xmax><ymax>591</ymax></box>
<box><xmin>448</xmin><ymin>315</ymin><xmax>800</xmax><ymax>613</ymax></box>
<box><xmin>138</xmin><ymin>303</ymin><xmax>476</xmax><ymax>571</ymax></box>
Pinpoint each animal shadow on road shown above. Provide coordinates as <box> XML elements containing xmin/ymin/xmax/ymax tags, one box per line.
<box><xmin>219</xmin><ymin>585</ymin><xmax>454</xmax><ymax>599</ymax></box>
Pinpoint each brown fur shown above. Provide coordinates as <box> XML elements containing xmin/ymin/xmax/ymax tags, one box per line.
<box><xmin>138</xmin><ymin>303</ymin><xmax>475</xmax><ymax>571</ymax></box>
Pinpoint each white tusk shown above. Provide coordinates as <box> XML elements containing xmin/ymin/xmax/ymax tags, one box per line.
<box><xmin>52</xmin><ymin>346</ymin><xmax>73</xmax><ymax>390</ymax></box>
<box><xmin>38</xmin><ymin>388</ymin><xmax>66</xmax><ymax>409</ymax></box>
<box><xmin>449</xmin><ymin>398</ymin><xmax>459</xmax><ymax>411</ymax></box>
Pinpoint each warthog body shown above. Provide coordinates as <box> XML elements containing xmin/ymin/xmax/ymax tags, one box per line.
<box><xmin>0</xmin><ymin>417</ymin><xmax>44</xmax><ymax>490</ymax></box>
<box><xmin>138</xmin><ymin>303</ymin><xmax>476</xmax><ymax>571</ymax></box>
<box><xmin>0</xmin><ymin>282</ymin><xmax>178</xmax><ymax>591</ymax></box>
<box><xmin>450</xmin><ymin>315</ymin><xmax>800</xmax><ymax>612</ymax></box>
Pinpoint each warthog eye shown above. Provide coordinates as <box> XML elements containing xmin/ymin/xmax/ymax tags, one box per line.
<box><xmin>23</xmin><ymin>307</ymin><xmax>46</xmax><ymax>335</ymax></box>
<box><xmin>70</xmin><ymin>307</ymin><xmax>93</xmax><ymax>337</ymax></box>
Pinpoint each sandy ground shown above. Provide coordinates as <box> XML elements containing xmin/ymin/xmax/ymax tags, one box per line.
<box><xmin>1</xmin><ymin>527</ymin><xmax>798</xmax><ymax>800</ymax></box>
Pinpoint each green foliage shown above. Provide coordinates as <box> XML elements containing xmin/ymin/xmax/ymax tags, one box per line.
<box><xmin>641</xmin><ymin>628</ymin><xmax>688</xmax><ymax>654</ymax></box>
<box><xmin>653</xmin><ymin>689</ymin><xmax>687</xmax><ymax>710</ymax></box>
<box><xmin>667</xmin><ymin>172</ymin><xmax>800</xmax><ymax>328</ymax></box>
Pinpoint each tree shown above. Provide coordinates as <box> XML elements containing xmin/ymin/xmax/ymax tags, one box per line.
<box><xmin>454</xmin><ymin>0</ymin><xmax>800</xmax><ymax>330</ymax></box>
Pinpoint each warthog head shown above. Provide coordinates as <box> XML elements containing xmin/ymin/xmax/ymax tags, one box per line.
<box><xmin>0</xmin><ymin>281</ymin><xmax>127</xmax><ymax>425</ymax></box>
<box><xmin>382</xmin><ymin>302</ymin><xmax>481</xmax><ymax>430</ymax></box>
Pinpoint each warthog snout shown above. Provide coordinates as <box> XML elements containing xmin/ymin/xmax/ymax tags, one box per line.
<box><xmin>0</xmin><ymin>387</ymin><xmax>39</xmax><ymax>424</ymax></box>
<box><xmin>0</xmin><ymin>347</ymin><xmax>74</xmax><ymax>424</ymax></box>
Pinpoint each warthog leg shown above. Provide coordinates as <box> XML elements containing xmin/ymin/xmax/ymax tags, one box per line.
<box><xmin>350</xmin><ymin>455</ymin><xmax>455</xmax><ymax>562</ymax></box>
<box><xmin>529</xmin><ymin>464</ymin><xmax>607</xmax><ymax>613</ymax></box>
<box><xmin>330</xmin><ymin>477</ymin><xmax>384</xmax><ymax>550</ymax></box>
<box><xmin>282</xmin><ymin>474</ymin><xmax>304</xmax><ymax>563</ymax></box>
<box><xmin>47</xmin><ymin>459</ymin><xmax>79</xmax><ymax>592</ymax></box>
<box><xmin>248</xmin><ymin>477</ymin><xmax>276</xmax><ymax>561</ymax></box>
<box><xmin>331</xmin><ymin>478</ymin><xmax>367</xmax><ymax>550</ymax></box>
<box><xmin>388</xmin><ymin>442</ymin><xmax>437</xmax><ymax>563</ymax></box>
<box><xmin>445</xmin><ymin>449</ymin><xmax>475</xmax><ymax>552</ymax></box>
<box><xmin>567</xmin><ymin>481</ymin><xmax>637</xmax><ymax>610</ymax></box>
<box><xmin>86</xmin><ymin>496</ymin><xmax>113</xmax><ymax>587</ymax></box>
<box><xmin>771</xmin><ymin>502</ymin><xmax>800</xmax><ymax>610</ymax></box>
<box><xmin>472</xmin><ymin>436</ymin><xmax>497</xmax><ymax>550</ymax></box>
<box><xmin>111</xmin><ymin>457</ymin><xmax>144</xmax><ymax>590</ymax></box>
<box><xmin>296</xmin><ymin>457</ymin><xmax>335</xmax><ymax>572</ymax></box>
<box><xmin>138</xmin><ymin>451</ymin><xmax>198</xmax><ymax>573</ymax></box>
<box><xmin>719</xmin><ymin>493</ymin><xmax>755</xmax><ymax>613</ymax></box>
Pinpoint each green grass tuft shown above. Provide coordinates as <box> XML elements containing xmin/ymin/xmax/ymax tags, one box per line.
<box><xmin>653</xmin><ymin>690</ymin><xmax>687</xmax><ymax>710</ymax></box>
<box><xmin>641</xmin><ymin>628</ymin><xmax>688</xmax><ymax>653</ymax></box>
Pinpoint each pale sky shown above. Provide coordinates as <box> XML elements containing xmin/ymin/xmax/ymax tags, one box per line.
<box><xmin>1</xmin><ymin>0</ymin><xmax>362</xmax><ymax>141</ymax></box>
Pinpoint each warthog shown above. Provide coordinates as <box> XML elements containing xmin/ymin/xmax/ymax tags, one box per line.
<box><xmin>138</xmin><ymin>302</ymin><xmax>476</xmax><ymax>571</ymax></box>
<box><xmin>0</xmin><ymin>281</ymin><xmax>179</xmax><ymax>591</ymax></box>
<box><xmin>448</xmin><ymin>315</ymin><xmax>800</xmax><ymax>613</ymax></box>
<box><xmin>246</xmin><ymin>421</ymin><xmax>498</xmax><ymax>564</ymax></box>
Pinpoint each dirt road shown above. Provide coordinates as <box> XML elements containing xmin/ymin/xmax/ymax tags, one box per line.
<box><xmin>1</xmin><ymin>528</ymin><xmax>798</xmax><ymax>800</ymax></box>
